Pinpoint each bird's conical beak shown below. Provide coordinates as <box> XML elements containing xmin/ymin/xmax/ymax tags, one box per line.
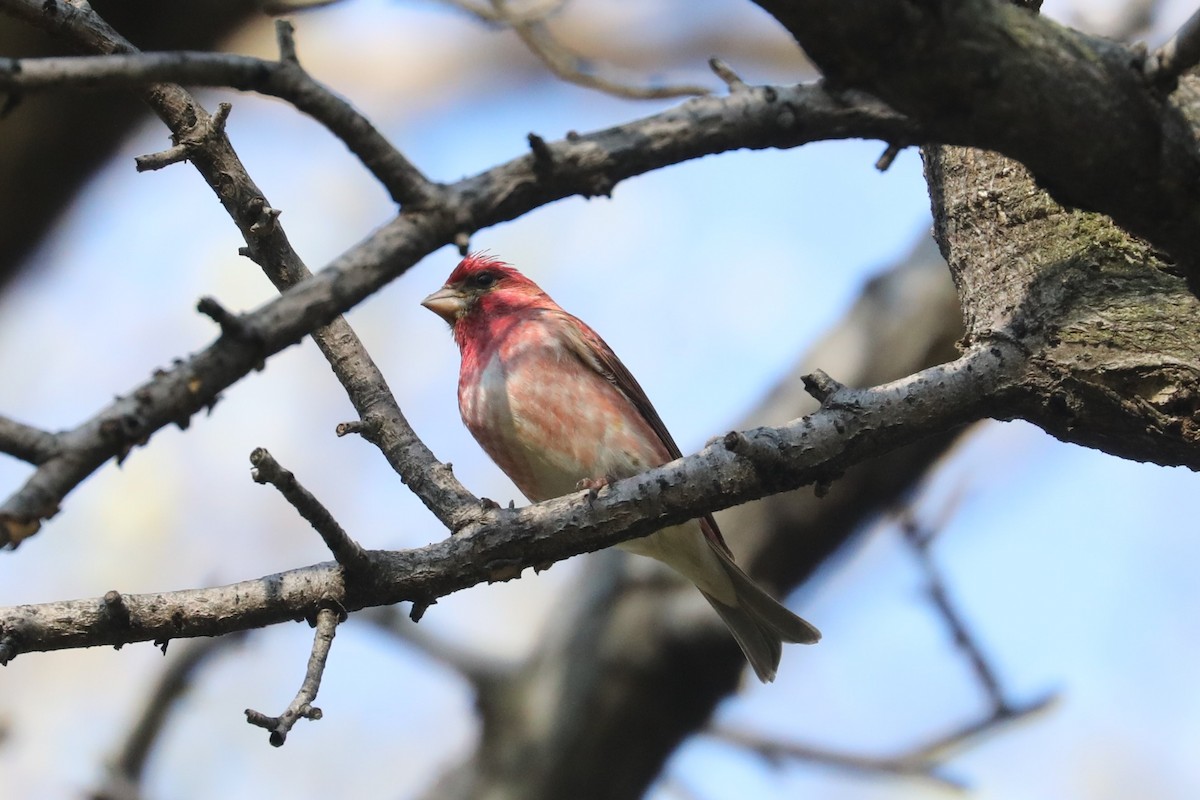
<box><xmin>421</xmin><ymin>286</ymin><xmax>467</xmax><ymax>322</ymax></box>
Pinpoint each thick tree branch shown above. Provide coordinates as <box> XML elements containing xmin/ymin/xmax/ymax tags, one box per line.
<box><xmin>925</xmin><ymin>140</ymin><xmax>1200</xmax><ymax>465</ymax></box>
<box><xmin>0</xmin><ymin>343</ymin><xmax>1021</xmax><ymax>658</ymax></box>
<box><xmin>752</xmin><ymin>0</ymin><xmax>1200</xmax><ymax>292</ymax></box>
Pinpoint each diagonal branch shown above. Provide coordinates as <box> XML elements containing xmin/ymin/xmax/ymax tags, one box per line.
<box><xmin>0</xmin><ymin>342</ymin><xmax>1024</xmax><ymax>658</ymax></box>
<box><xmin>250</xmin><ymin>448</ymin><xmax>370</xmax><ymax>573</ymax></box>
<box><xmin>244</xmin><ymin>606</ymin><xmax>341</xmax><ymax>746</ymax></box>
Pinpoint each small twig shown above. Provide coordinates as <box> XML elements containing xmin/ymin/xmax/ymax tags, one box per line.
<box><xmin>903</xmin><ymin>694</ymin><xmax>1056</xmax><ymax>764</ymax></box>
<box><xmin>875</xmin><ymin>142</ymin><xmax>901</xmax><ymax>171</ymax></box>
<box><xmin>0</xmin><ymin>415</ymin><xmax>59</xmax><ymax>465</ymax></box>
<box><xmin>274</xmin><ymin>19</ymin><xmax>299</xmax><ymax>65</ymax></box>
<box><xmin>93</xmin><ymin>634</ymin><xmax>246</xmax><ymax>800</ymax></box>
<box><xmin>708</xmin><ymin>725</ymin><xmax>966</xmax><ymax>790</ymax></box>
<box><xmin>245</xmin><ymin>607</ymin><xmax>340</xmax><ymax>746</ymax></box>
<box><xmin>335</xmin><ymin>420</ymin><xmax>366</xmax><ymax>437</ymax></box>
<box><xmin>527</xmin><ymin>131</ymin><xmax>555</xmax><ymax>170</ymax></box>
<box><xmin>196</xmin><ymin>296</ymin><xmax>256</xmax><ymax>342</ymax></box>
<box><xmin>249</xmin><ymin>448</ymin><xmax>369</xmax><ymax>573</ymax></box>
<box><xmin>708</xmin><ymin>57</ymin><xmax>748</xmax><ymax>93</ymax></box>
<box><xmin>484</xmin><ymin>0</ymin><xmax>711</xmax><ymax>99</ymax></box>
<box><xmin>135</xmin><ymin>102</ymin><xmax>232</xmax><ymax>172</ymax></box>
<box><xmin>897</xmin><ymin>502</ymin><xmax>1007</xmax><ymax>709</ymax></box>
<box><xmin>711</xmin><ymin>694</ymin><xmax>1053</xmax><ymax>791</ymax></box>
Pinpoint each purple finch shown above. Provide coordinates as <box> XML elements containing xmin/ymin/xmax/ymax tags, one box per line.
<box><xmin>422</xmin><ymin>254</ymin><xmax>819</xmax><ymax>682</ymax></box>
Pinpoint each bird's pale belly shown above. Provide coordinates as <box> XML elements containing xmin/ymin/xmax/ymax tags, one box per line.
<box><xmin>460</xmin><ymin>343</ymin><xmax>665</xmax><ymax>502</ymax></box>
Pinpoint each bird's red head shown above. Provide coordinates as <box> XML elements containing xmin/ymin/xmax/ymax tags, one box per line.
<box><xmin>422</xmin><ymin>254</ymin><xmax>548</xmax><ymax>324</ymax></box>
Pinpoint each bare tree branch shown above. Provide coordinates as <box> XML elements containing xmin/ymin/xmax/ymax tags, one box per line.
<box><xmin>711</xmin><ymin>693</ymin><xmax>1053</xmax><ymax>791</ymax></box>
<box><xmin>245</xmin><ymin>606</ymin><xmax>341</xmax><ymax>746</ymax></box>
<box><xmin>0</xmin><ymin>342</ymin><xmax>1022</xmax><ymax>658</ymax></box>
<box><xmin>707</xmin><ymin>724</ymin><xmax>967</xmax><ymax>791</ymax></box>
<box><xmin>250</xmin><ymin>448</ymin><xmax>369</xmax><ymax>573</ymax></box>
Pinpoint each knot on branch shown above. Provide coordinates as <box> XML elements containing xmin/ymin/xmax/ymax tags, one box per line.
<box><xmin>99</xmin><ymin>412</ymin><xmax>148</xmax><ymax>465</ymax></box>
<box><xmin>528</xmin><ymin>132</ymin><xmax>555</xmax><ymax>174</ymax></box>
<box><xmin>802</xmin><ymin>369</ymin><xmax>851</xmax><ymax>408</ymax></box>
<box><xmin>103</xmin><ymin>590</ymin><xmax>132</xmax><ymax>629</ymax></box>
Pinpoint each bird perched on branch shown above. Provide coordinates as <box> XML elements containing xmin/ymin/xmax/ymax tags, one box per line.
<box><xmin>422</xmin><ymin>253</ymin><xmax>820</xmax><ymax>682</ymax></box>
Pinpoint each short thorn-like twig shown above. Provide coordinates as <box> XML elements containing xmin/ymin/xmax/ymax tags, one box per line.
<box><xmin>274</xmin><ymin>19</ymin><xmax>299</xmax><ymax>65</ymax></box>
<box><xmin>708</xmin><ymin>57</ymin><xmax>748</xmax><ymax>93</ymax></box>
<box><xmin>527</xmin><ymin>132</ymin><xmax>554</xmax><ymax>170</ymax></box>
<box><xmin>135</xmin><ymin>103</ymin><xmax>232</xmax><ymax>172</ymax></box>
<box><xmin>875</xmin><ymin>143</ymin><xmax>901</xmax><ymax>171</ymax></box>
<box><xmin>801</xmin><ymin>369</ymin><xmax>847</xmax><ymax>405</ymax></box>
<box><xmin>335</xmin><ymin>420</ymin><xmax>366</xmax><ymax>437</ymax></box>
<box><xmin>196</xmin><ymin>297</ymin><xmax>256</xmax><ymax>342</ymax></box>
<box><xmin>249</xmin><ymin>448</ymin><xmax>370</xmax><ymax>573</ymax></box>
<box><xmin>245</xmin><ymin>606</ymin><xmax>340</xmax><ymax>746</ymax></box>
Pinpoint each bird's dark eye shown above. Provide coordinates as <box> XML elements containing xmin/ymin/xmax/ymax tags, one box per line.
<box><xmin>469</xmin><ymin>271</ymin><xmax>499</xmax><ymax>290</ymax></box>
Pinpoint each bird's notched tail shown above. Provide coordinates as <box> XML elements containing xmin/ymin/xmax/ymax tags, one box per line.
<box><xmin>702</xmin><ymin>544</ymin><xmax>821</xmax><ymax>683</ymax></box>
